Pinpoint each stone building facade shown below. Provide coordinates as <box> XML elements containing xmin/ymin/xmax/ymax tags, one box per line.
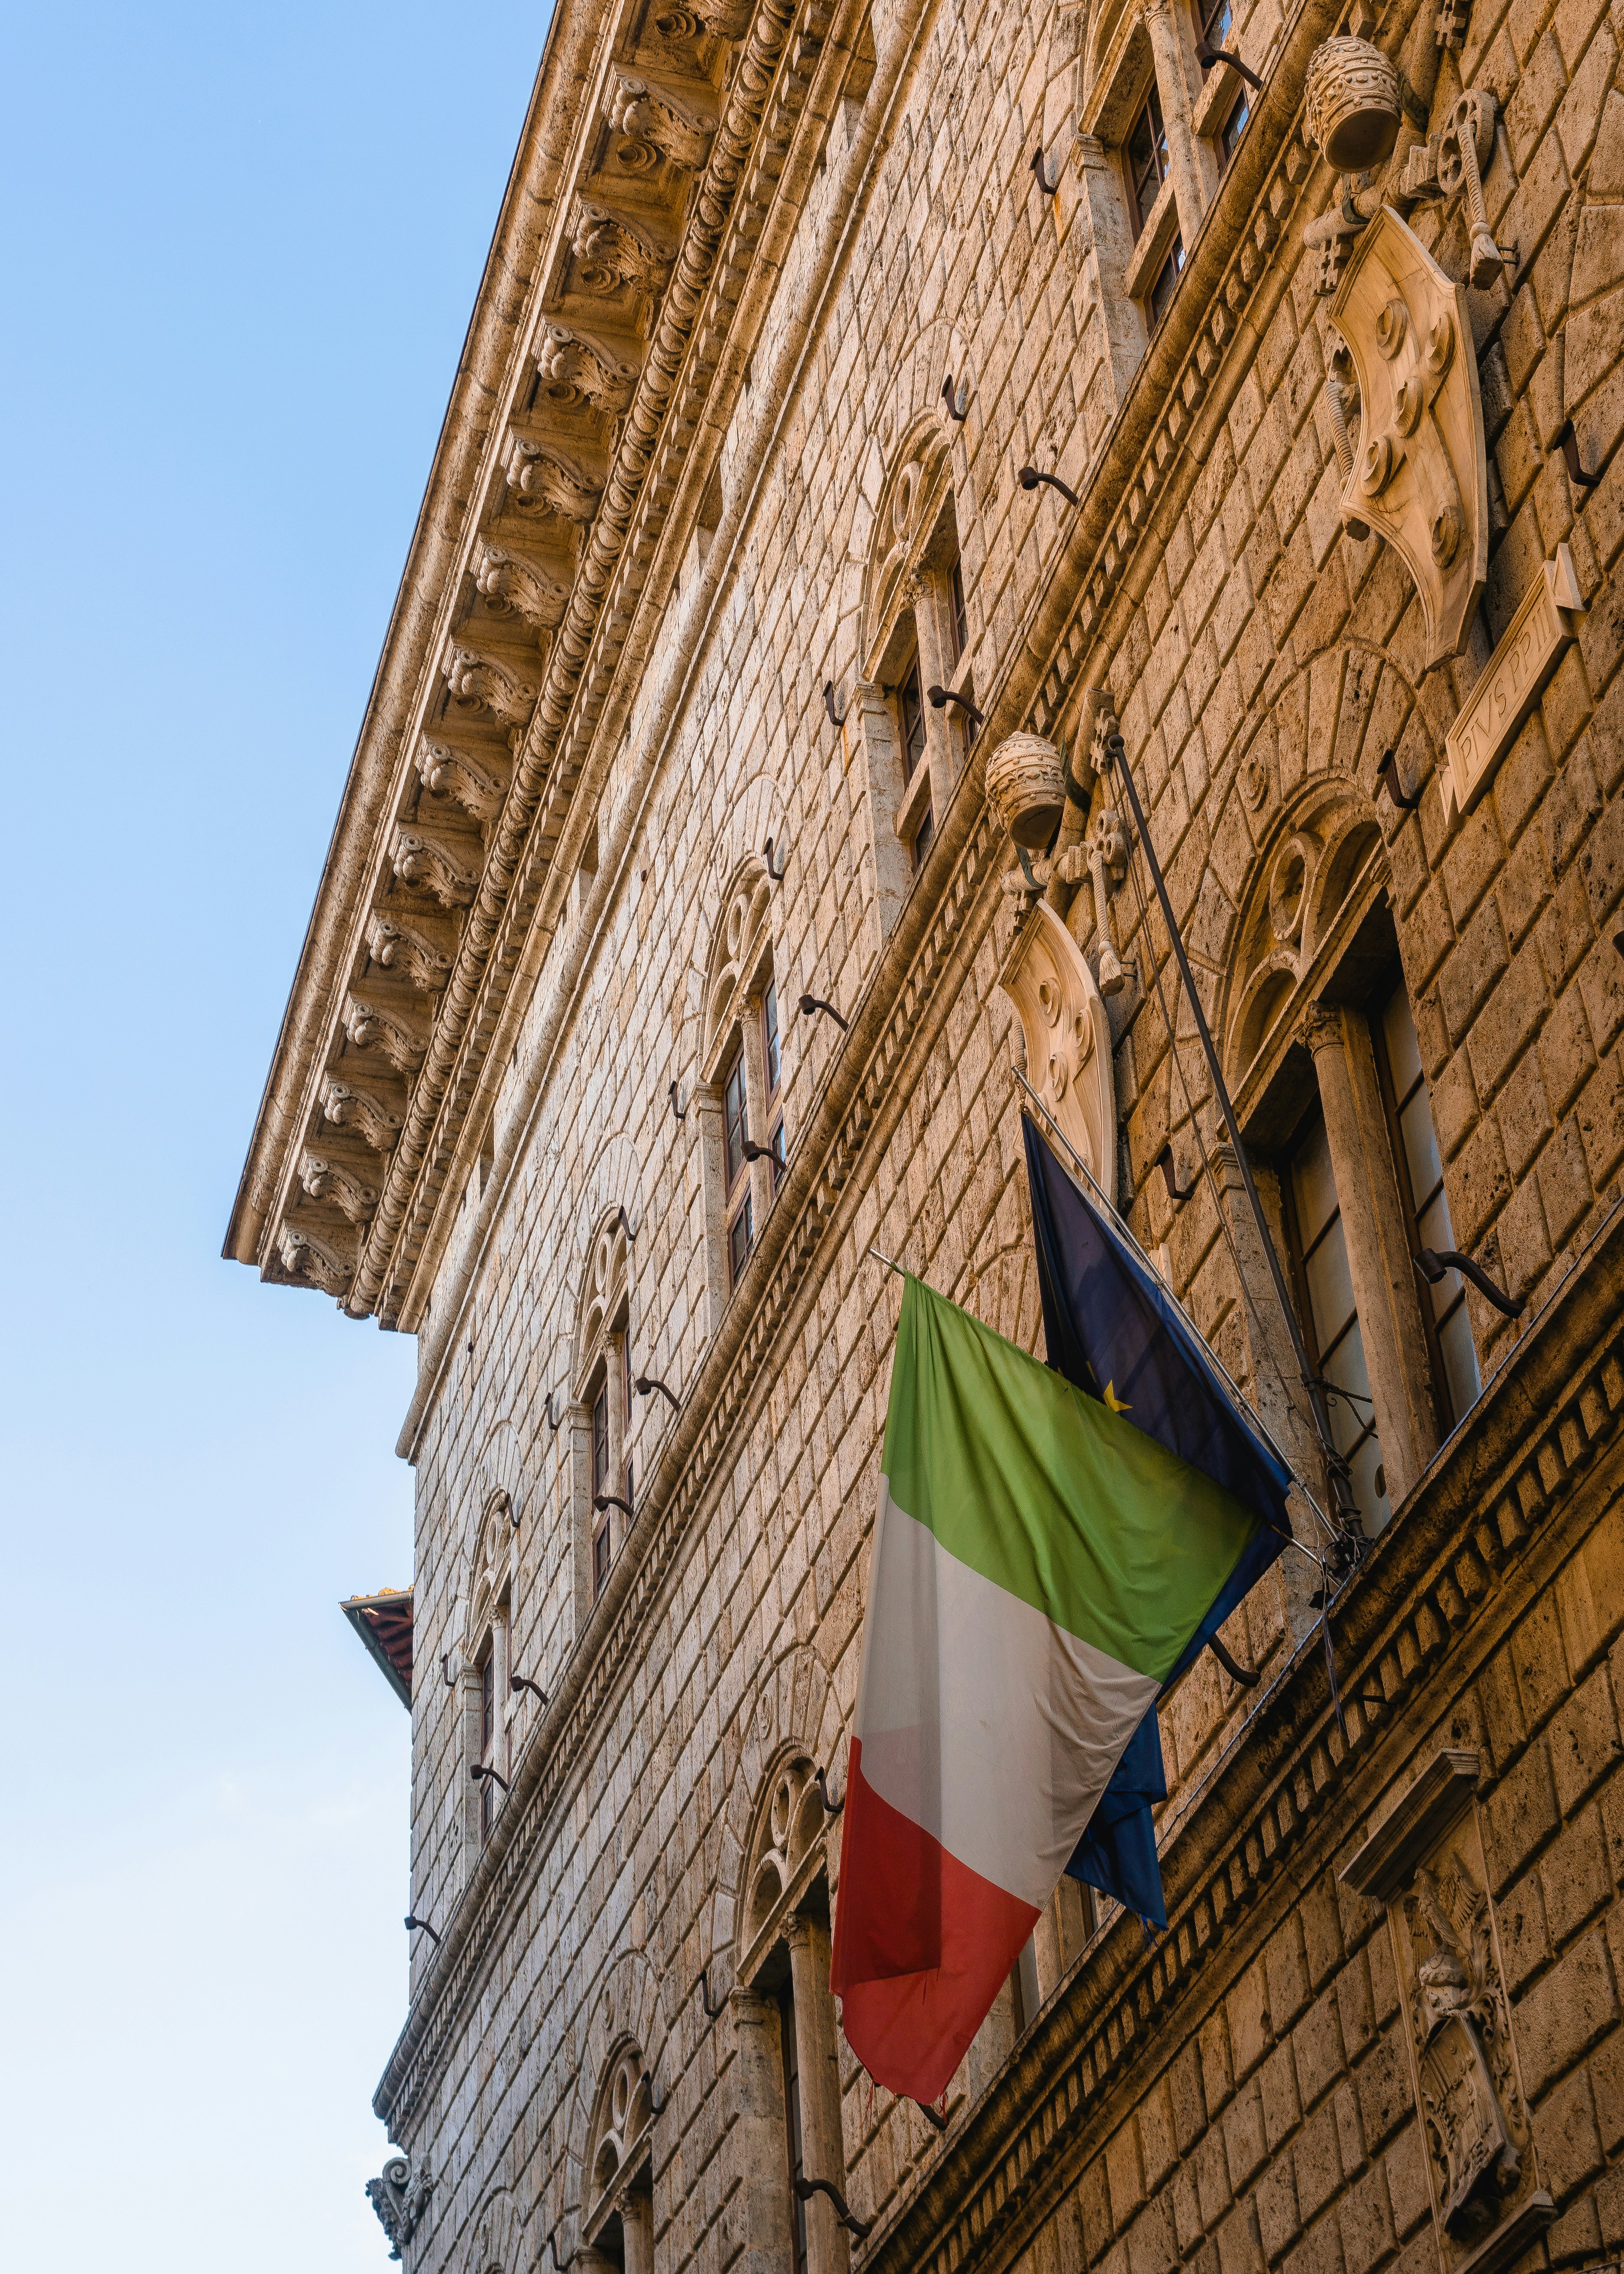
<box><xmin>227</xmin><ymin>0</ymin><xmax>1624</xmax><ymax>2264</ymax></box>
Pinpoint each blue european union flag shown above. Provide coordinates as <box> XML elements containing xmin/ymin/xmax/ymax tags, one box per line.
<box><xmin>1023</xmin><ymin>1115</ymin><xmax>1293</xmax><ymax>1928</ymax></box>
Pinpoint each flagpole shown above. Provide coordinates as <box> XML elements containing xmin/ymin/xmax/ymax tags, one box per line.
<box><xmin>1102</xmin><ymin>734</ymin><xmax>1361</xmax><ymax>1555</ymax></box>
<box><xmin>1013</xmin><ymin>1067</ymin><xmax>1333</xmax><ymax>1555</ymax></box>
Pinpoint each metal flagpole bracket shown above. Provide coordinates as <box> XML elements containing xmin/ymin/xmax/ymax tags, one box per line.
<box><xmin>814</xmin><ymin>1766</ymin><xmax>845</xmax><ymax>1814</ymax></box>
<box><xmin>1018</xmin><ymin>464</ymin><xmax>1080</xmax><ymax>506</ymax></box>
<box><xmin>795</xmin><ymin>2177</ymin><xmax>873</xmax><ymax>2237</ymax></box>
<box><xmin>696</xmin><ymin>1967</ymin><xmax>726</xmax><ymax>2020</ymax></box>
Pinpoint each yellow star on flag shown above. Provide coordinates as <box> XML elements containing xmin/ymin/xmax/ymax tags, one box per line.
<box><xmin>1101</xmin><ymin>1381</ymin><xmax>1132</xmax><ymax>1414</ymax></box>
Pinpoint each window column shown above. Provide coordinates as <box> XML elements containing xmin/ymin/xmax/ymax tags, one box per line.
<box><xmin>844</xmin><ymin>683</ymin><xmax>911</xmax><ymax>945</ymax></box>
<box><xmin>729</xmin><ymin>1986</ymin><xmax>797</xmax><ymax>2274</ymax></box>
<box><xmin>1143</xmin><ymin>0</ymin><xmax>1211</xmax><ymax>246</ymax></box>
<box><xmin>1300</xmin><ymin>1005</ymin><xmax>1440</xmax><ymax>1511</ymax></box>
<box><xmin>616</xmin><ymin>2186</ymin><xmax>653</xmax><ymax>2274</ymax></box>
<box><xmin>785</xmin><ymin>1915</ymin><xmax>848</xmax><ymax>2274</ymax></box>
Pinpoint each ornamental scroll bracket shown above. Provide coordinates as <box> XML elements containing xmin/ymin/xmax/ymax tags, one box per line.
<box><xmin>998</xmin><ymin>899</ymin><xmax>1117</xmax><ymax>1207</ymax></box>
<box><xmin>366</xmin><ymin>2154</ymin><xmax>433</xmax><ymax>2261</ymax></box>
<box><xmin>1330</xmin><ymin>207</ymin><xmax>1488</xmax><ymax>666</ymax></box>
<box><xmin>1341</xmin><ymin>1752</ymin><xmax>1553</xmax><ymax>2274</ymax></box>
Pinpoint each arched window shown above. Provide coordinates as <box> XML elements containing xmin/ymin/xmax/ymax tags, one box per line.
<box><xmin>572</xmin><ymin>1215</ymin><xmax>633</xmax><ymax>1610</ymax></box>
<box><xmin>581</xmin><ymin>2041</ymin><xmax>656</xmax><ymax>2274</ymax></box>
<box><xmin>462</xmin><ymin>1488</ymin><xmax>515</xmax><ymax>1864</ymax></box>
<box><xmin>700</xmin><ymin>864</ymin><xmax>785</xmax><ymax>1319</ymax></box>
<box><xmin>1220</xmin><ymin>786</ymin><xmax>1480</xmax><ymax>1533</ymax></box>
<box><xmin>733</xmin><ymin>1756</ymin><xmax>849</xmax><ymax>2274</ymax></box>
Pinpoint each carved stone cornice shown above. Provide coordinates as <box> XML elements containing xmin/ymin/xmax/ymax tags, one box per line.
<box><xmin>366</xmin><ymin>905</ymin><xmax>458</xmax><ymax>990</ymax></box>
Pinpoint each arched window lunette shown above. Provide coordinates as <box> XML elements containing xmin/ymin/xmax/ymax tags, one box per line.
<box><xmin>731</xmin><ymin>1755</ymin><xmax>849</xmax><ymax>2274</ymax></box>
<box><xmin>579</xmin><ymin>2040</ymin><xmax>657</xmax><ymax>2274</ymax></box>
<box><xmin>1214</xmin><ymin>783</ymin><xmax>1482</xmax><ymax>1536</ymax></box>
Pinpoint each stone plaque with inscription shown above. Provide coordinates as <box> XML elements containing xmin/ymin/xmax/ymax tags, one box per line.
<box><xmin>1442</xmin><ymin>547</ymin><xmax>1584</xmax><ymax>824</ymax></box>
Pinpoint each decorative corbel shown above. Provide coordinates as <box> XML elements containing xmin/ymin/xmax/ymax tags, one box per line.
<box><xmin>604</xmin><ymin>69</ymin><xmax>717</xmax><ymax>171</ymax></box>
<box><xmin>321</xmin><ymin>1071</ymin><xmax>407</xmax><ymax>1153</ymax></box>
<box><xmin>415</xmin><ymin>735</ymin><xmax>512</xmax><ymax>825</ymax></box>
<box><xmin>366</xmin><ymin>906</ymin><xmax>457</xmax><ymax>991</ymax></box>
<box><xmin>503</xmin><ymin>436</ymin><xmax>602</xmax><ymax>524</ymax></box>
<box><xmin>299</xmin><ymin>1144</ymin><xmax>379</xmax><ymax>1226</ymax></box>
<box><xmin>532</xmin><ymin>321</ymin><xmax>640</xmax><ymax>414</ymax></box>
<box><xmin>344</xmin><ymin>988</ymin><xmax>430</xmax><ymax>1078</ymax></box>
<box><xmin>392</xmin><ymin>823</ymin><xmax>482</xmax><ymax>909</ymax></box>
<box><xmin>997</xmin><ymin>900</ymin><xmax>1118</xmax><ymax>1205</ymax></box>
<box><xmin>439</xmin><ymin>640</ymin><xmax>539</xmax><ymax>744</ymax></box>
<box><xmin>569</xmin><ymin>196</ymin><xmax>676</xmax><ymax>292</ymax></box>
<box><xmin>474</xmin><ymin>542</ymin><xmax>568</xmax><ymax>635</ymax></box>
<box><xmin>276</xmin><ymin>1216</ymin><xmax>358</xmax><ymax>1297</ymax></box>
<box><xmin>366</xmin><ymin>2155</ymin><xmax>434</xmax><ymax>2262</ymax></box>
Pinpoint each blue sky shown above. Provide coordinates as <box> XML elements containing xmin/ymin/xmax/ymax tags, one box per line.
<box><xmin>0</xmin><ymin>5</ymin><xmax>550</xmax><ymax>2263</ymax></box>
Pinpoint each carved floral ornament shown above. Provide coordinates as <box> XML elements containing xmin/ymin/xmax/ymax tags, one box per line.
<box><xmin>602</xmin><ymin>68</ymin><xmax>718</xmax><ymax>171</ymax></box>
<box><xmin>1342</xmin><ymin>1753</ymin><xmax>1552</xmax><ymax>2267</ymax></box>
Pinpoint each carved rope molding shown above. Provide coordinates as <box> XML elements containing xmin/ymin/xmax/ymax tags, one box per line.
<box><xmin>340</xmin><ymin>0</ymin><xmax>830</xmax><ymax>1326</ymax></box>
<box><xmin>858</xmin><ymin>1222</ymin><xmax>1624</xmax><ymax>2274</ymax></box>
<box><xmin>374</xmin><ymin>770</ymin><xmax>1003</xmax><ymax>2135</ymax></box>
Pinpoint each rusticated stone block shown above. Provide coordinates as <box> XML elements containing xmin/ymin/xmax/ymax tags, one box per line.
<box><xmin>1514</xmin><ymin>1928</ymin><xmax>1620</xmax><ymax>2095</ymax></box>
<box><xmin>1485</xmin><ymin>1741</ymin><xmax>1563</xmax><ymax>1887</ymax></box>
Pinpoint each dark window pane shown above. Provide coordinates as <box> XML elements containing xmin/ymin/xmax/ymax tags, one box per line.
<box><xmin>914</xmin><ymin>802</ymin><xmax>934</xmax><ymax>871</ymax></box>
<box><xmin>1127</xmin><ymin>84</ymin><xmax>1167</xmax><ymax>235</ymax></box>
<box><xmin>593</xmin><ymin>1517</ymin><xmax>611</xmax><ymax>1596</ymax></box>
<box><xmin>1202</xmin><ymin>0</ymin><xmax>1233</xmax><ymax>45</ymax></box>
<box><xmin>770</xmin><ymin>1116</ymin><xmax>787</xmax><ymax>1193</ymax></box>
<box><xmin>781</xmin><ymin>1987</ymin><xmax>808</xmax><ymax>2274</ymax></box>
<box><xmin>899</xmin><ymin>657</ymin><xmax>927</xmax><ymax>776</ymax></box>
<box><xmin>729</xmin><ymin>1192</ymin><xmax>754</xmax><ymax>1288</ymax></box>
<box><xmin>950</xmin><ymin>560</ymin><xmax>968</xmax><ymax>663</ymax></box>
<box><xmin>1220</xmin><ymin>92</ymin><xmax>1249</xmax><ymax>166</ymax></box>
<box><xmin>480</xmin><ymin>1653</ymin><xmax>494</xmax><ymax>1752</ymax></box>
<box><xmin>1148</xmin><ymin>236</ymin><xmax>1184</xmax><ymax>329</ymax></box>
<box><xmin>1283</xmin><ymin>1101</ymin><xmax>1389</xmax><ymax>1537</ymax></box>
<box><xmin>723</xmin><ymin>1048</ymin><xmax>748</xmax><ymax>1188</ymax></box>
<box><xmin>592</xmin><ymin>1385</ymin><xmax>609</xmax><ymax>1498</ymax></box>
<box><xmin>763</xmin><ymin>982</ymin><xmax>781</xmax><ymax>1096</ymax></box>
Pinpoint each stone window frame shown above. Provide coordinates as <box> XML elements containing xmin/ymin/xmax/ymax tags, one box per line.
<box><xmin>580</xmin><ymin>2037</ymin><xmax>657</xmax><ymax>2274</ymax></box>
<box><xmin>461</xmin><ymin>1487</ymin><xmax>516</xmax><ymax>1868</ymax></box>
<box><xmin>1080</xmin><ymin>0</ymin><xmax>1218</xmax><ymax>336</ymax></box>
<box><xmin>570</xmin><ymin>1213</ymin><xmax>633</xmax><ymax>1618</ymax></box>
<box><xmin>848</xmin><ymin>430</ymin><xmax>975</xmax><ymax>939</ymax></box>
<box><xmin>731</xmin><ymin>1751</ymin><xmax>849</xmax><ymax>2274</ymax></box>
<box><xmin>699</xmin><ymin>861</ymin><xmax>782</xmax><ymax>1325</ymax></box>
<box><xmin>1217</xmin><ymin>788</ymin><xmax>1474</xmax><ymax>1533</ymax></box>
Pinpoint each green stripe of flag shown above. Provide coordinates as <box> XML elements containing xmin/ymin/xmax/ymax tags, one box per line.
<box><xmin>882</xmin><ymin>1278</ymin><xmax>1260</xmax><ymax>1681</ymax></box>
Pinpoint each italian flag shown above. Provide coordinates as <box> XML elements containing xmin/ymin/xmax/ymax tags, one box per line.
<box><xmin>830</xmin><ymin>1277</ymin><xmax>1266</xmax><ymax>2103</ymax></box>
